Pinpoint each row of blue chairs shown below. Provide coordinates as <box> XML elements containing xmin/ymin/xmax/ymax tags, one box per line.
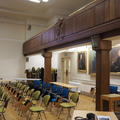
<box><xmin>33</xmin><ymin>81</ymin><xmax>119</xmax><ymax>96</ymax></box>
<box><xmin>42</xmin><ymin>81</ymin><xmax>69</xmax><ymax>97</ymax></box>
<box><xmin>35</xmin><ymin>81</ymin><xmax>70</xmax><ymax>103</ymax></box>
<box><xmin>31</xmin><ymin>80</ymin><xmax>70</xmax><ymax>103</ymax></box>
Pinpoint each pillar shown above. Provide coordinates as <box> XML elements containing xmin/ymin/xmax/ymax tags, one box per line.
<box><xmin>43</xmin><ymin>52</ymin><xmax>52</xmax><ymax>83</ymax></box>
<box><xmin>92</xmin><ymin>35</ymin><xmax>112</xmax><ymax>111</ymax></box>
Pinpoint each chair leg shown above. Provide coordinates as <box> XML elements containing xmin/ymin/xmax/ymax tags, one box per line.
<box><xmin>50</xmin><ymin>102</ymin><xmax>52</xmax><ymax>111</ymax></box>
<box><xmin>2</xmin><ymin>113</ymin><xmax>6</xmax><ymax>120</ymax></box>
<box><xmin>43</xmin><ymin>111</ymin><xmax>47</xmax><ymax>120</ymax></box>
<box><xmin>67</xmin><ymin>108</ymin><xmax>71</xmax><ymax>120</ymax></box>
<box><xmin>58</xmin><ymin>107</ymin><xmax>63</xmax><ymax>119</ymax></box>
<box><xmin>26</xmin><ymin>111</ymin><xmax>30</xmax><ymax>120</ymax></box>
<box><xmin>37</xmin><ymin>112</ymin><xmax>42</xmax><ymax>120</ymax></box>
<box><xmin>29</xmin><ymin>112</ymin><xmax>33</xmax><ymax>120</ymax></box>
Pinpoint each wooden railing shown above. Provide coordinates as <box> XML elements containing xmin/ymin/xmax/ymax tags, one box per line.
<box><xmin>23</xmin><ymin>0</ymin><xmax>120</xmax><ymax>55</ymax></box>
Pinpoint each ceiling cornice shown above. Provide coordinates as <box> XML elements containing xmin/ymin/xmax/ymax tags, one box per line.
<box><xmin>0</xmin><ymin>7</ymin><xmax>48</xmax><ymax>19</ymax></box>
<box><xmin>0</xmin><ymin>17</ymin><xmax>48</xmax><ymax>27</ymax></box>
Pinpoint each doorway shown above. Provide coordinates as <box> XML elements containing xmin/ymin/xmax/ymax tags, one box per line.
<box><xmin>61</xmin><ymin>57</ymin><xmax>71</xmax><ymax>83</ymax></box>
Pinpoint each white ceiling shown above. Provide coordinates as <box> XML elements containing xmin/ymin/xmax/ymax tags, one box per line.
<box><xmin>0</xmin><ymin>0</ymin><xmax>93</xmax><ymax>23</ymax></box>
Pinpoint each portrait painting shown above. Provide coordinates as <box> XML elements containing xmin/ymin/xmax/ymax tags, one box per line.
<box><xmin>78</xmin><ymin>52</ymin><xmax>87</xmax><ymax>72</ymax></box>
<box><xmin>110</xmin><ymin>46</ymin><xmax>120</xmax><ymax>73</ymax></box>
<box><xmin>89</xmin><ymin>50</ymin><xmax>96</xmax><ymax>74</ymax></box>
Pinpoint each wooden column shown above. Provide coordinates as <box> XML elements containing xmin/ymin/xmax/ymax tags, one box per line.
<box><xmin>92</xmin><ymin>36</ymin><xmax>112</xmax><ymax>111</ymax></box>
<box><xmin>43</xmin><ymin>52</ymin><xmax>52</xmax><ymax>83</ymax></box>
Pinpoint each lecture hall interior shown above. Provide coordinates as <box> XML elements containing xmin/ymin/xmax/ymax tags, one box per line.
<box><xmin>0</xmin><ymin>0</ymin><xmax>120</xmax><ymax>120</ymax></box>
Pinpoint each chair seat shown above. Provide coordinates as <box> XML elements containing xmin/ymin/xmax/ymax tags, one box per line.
<box><xmin>60</xmin><ymin>102</ymin><xmax>76</xmax><ymax>108</ymax></box>
<box><xmin>0</xmin><ymin>107</ymin><xmax>5</xmax><ymax>113</ymax></box>
<box><xmin>22</xmin><ymin>101</ymin><xmax>26</xmax><ymax>105</ymax></box>
<box><xmin>50</xmin><ymin>98</ymin><xmax>57</xmax><ymax>102</ymax></box>
<box><xmin>29</xmin><ymin>106</ymin><xmax>45</xmax><ymax>112</ymax></box>
<box><xmin>0</xmin><ymin>101</ymin><xmax>4</xmax><ymax>106</ymax></box>
<box><xmin>32</xmin><ymin>100</ymin><xmax>37</xmax><ymax>105</ymax></box>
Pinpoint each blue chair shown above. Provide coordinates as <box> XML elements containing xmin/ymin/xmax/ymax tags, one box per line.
<box><xmin>56</xmin><ymin>86</ymin><xmax>63</xmax><ymax>96</ymax></box>
<box><xmin>51</xmin><ymin>84</ymin><xmax>58</xmax><ymax>93</ymax></box>
<box><xmin>42</xmin><ymin>81</ymin><xmax>47</xmax><ymax>89</ymax></box>
<box><xmin>46</xmin><ymin>83</ymin><xmax>51</xmax><ymax>91</ymax></box>
<box><xmin>109</xmin><ymin>86</ymin><xmax>118</xmax><ymax>94</ymax></box>
<box><xmin>41</xmin><ymin>82</ymin><xmax>47</xmax><ymax>97</ymax></box>
<box><xmin>33</xmin><ymin>80</ymin><xmax>42</xmax><ymax>89</ymax></box>
<box><xmin>61</xmin><ymin>88</ymin><xmax>69</xmax><ymax>99</ymax></box>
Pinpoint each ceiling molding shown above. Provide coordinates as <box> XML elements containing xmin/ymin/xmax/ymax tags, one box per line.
<box><xmin>0</xmin><ymin>7</ymin><xmax>48</xmax><ymax>19</ymax></box>
<box><xmin>0</xmin><ymin>38</ymin><xmax>25</xmax><ymax>42</ymax></box>
<box><xmin>0</xmin><ymin>17</ymin><xmax>48</xmax><ymax>27</ymax></box>
<box><xmin>0</xmin><ymin>17</ymin><xmax>26</xmax><ymax>25</ymax></box>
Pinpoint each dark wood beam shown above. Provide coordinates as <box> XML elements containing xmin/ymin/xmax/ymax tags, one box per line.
<box><xmin>92</xmin><ymin>36</ymin><xmax>112</xmax><ymax>111</ymax></box>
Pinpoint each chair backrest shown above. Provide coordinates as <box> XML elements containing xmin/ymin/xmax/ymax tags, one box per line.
<box><xmin>0</xmin><ymin>90</ymin><xmax>4</xmax><ymax>98</ymax></box>
<box><xmin>4</xmin><ymin>97</ymin><xmax>10</xmax><ymax>108</ymax></box>
<box><xmin>16</xmin><ymin>82</ymin><xmax>20</xmax><ymax>88</ymax></box>
<box><xmin>24</xmin><ymin>86</ymin><xmax>29</xmax><ymax>93</ymax></box>
<box><xmin>43</xmin><ymin>95</ymin><xmax>50</xmax><ymax>107</ymax></box>
<box><xmin>42</xmin><ymin>82</ymin><xmax>47</xmax><ymax>89</ymax></box>
<box><xmin>2</xmin><ymin>93</ymin><xmax>8</xmax><ymax>101</ymax></box>
<box><xmin>18</xmin><ymin>83</ymin><xmax>22</xmax><ymax>89</ymax></box>
<box><xmin>57</xmin><ymin>86</ymin><xmax>63</xmax><ymax>95</ymax></box>
<box><xmin>52</xmin><ymin>84</ymin><xmax>58</xmax><ymax>93</ymax></box>
<box><xmin>0</xmin><ymin>97</ymin><xmax>10</xmax><ymax>113</ymax></box>
<box><xmin>46</xmin><ymin>83</ymin><xmax>51</xmax><ymax>90</ymax></box>
<box><xmin>62</xmin><ymin>88</ymin><xmax>69</xmax><ymax>98</ymax></box>
<box><xmin>70</xmin><ymin>92</ymin><xmax>79</xmax><ymax>103</ymax></box>
<box><xmin>28</xmin><ymin>89</ymin><xmax>34</xmax><ymax>96</ymax></box>
<box><xmin>109</xmin><ymin>86</ymin><xmax>118</xmax><ymax>94</ymax></box>
<box><xmin>20</xmin><ymin>85</ymin><xmax>26</xmax><ymax>90</ymax></box>
<box><xmin>32</xmin><ymin>91</ymin><xmax>41</xmax><ymax>100</ymax></box>
<box><xmin>33</xmin><ymin>80</ymin><xmax>42</xmax><ymax>89</ymax></box>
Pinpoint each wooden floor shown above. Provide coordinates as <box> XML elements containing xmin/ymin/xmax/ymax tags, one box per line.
<box><xmin>1</xmin><ymin>95</ymin><xmax>95</xmax><ymax>120</ymax></box>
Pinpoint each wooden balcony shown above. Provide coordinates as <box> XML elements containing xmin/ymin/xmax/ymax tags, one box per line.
<box><xmin>23</xmin><ymin>0</ymin><xmax>120</xmax><ymax>55</ymax></box>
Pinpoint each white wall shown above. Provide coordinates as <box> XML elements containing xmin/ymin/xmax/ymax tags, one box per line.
<box><xmin>25</xmin><ymin>54</ymin><xmax>44</xmax><ymax>70</ymax></box>
<box><xmin>52</xmin><ymin>52</ymin><xmax>59</xmax><ymax>69</ymax></box>
<box><xmin>0</xmin><ymin>22</ymin><xmax>26</xmax><ymax>40</ymax></box>
<box><xmin>0</xmin><ymin>19</ymin><xmax>47</xmax><ymax>80</ymax></box>
<box><xmin>0</xmin><ymin>22</ymin><xmax>26</xmax><ymax>80</ymax></box>
<box><xmin>25</xmin><ymin>52</ymin><xmax>59</xmax><ymax>70</ymax></box>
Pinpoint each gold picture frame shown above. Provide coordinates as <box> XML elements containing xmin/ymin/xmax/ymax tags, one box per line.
<box><xmin>78</xmin><ymin>51</ymin><xmax>87</xmax><ymax>73</ymax></box>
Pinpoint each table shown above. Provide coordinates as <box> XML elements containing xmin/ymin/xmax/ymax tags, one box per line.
<box><xmin>101</xmin><ymin>94</ymin><xmax>120</xmax><ymax>111</ymax></box>
<box><xmin>15</xmin><ymin>78</ymin><xmax>41</xmax><ymax>81</ymax></box>
<box><xmin>50</xmin><ymin>82</ymin><xmax>78</xmax><ymax>89</ymax></box>
<box><xmin>72</xmin><ymin>110</ymin><xmax>118</xmax><ymax>120</ymax></box>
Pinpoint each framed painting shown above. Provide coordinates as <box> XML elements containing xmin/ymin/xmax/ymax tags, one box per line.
<box><xmin>110</xmin><ymin>46</ymin><xmax>120</xmax><ymax>74</ymax></box>
<box><xmin>89</xmin><ymin>50</ymin><xmax>96</xmax><ymax>74</ymax></box>
<box><xmin>88</xmin><ymin>46</ymin><xmax>120</xmax><ymax>76</ymax></box>
<box><xmin>78</xmin><ymin>52</ymin><xmax>87</xmax><ymax>72</ymax></box>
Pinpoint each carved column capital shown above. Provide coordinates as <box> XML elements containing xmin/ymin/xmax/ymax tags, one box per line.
<box><xmin>91</xmin><ymin>35</ymin><xmax>112</xmax><ymax>51</ymax></box>
<box><xmin>42</xmin><ymin>52</ymin><xmax>52</xmax><ymax>58</ymax></box>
